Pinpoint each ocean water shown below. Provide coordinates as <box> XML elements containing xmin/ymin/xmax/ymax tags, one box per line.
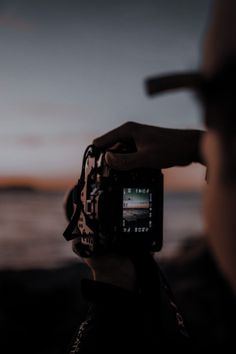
<box><xmin>0</xmin><ymin>190</ymin><xmax>203</xmax><ymax>269</ymax></box>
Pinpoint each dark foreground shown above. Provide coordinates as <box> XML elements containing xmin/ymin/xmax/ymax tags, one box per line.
<box><xmin>0</xmin><ymin>191</ymin><xmax>235</xmax><ymax>352</ymax></box>
<box><xmin>0</xmin><ymin>262</ymin><xmax>92</xmax><ymax>354</ymax></box>
<box><xmin>1</xmin><ymin>238</ymin><xmax>236</xmax><ymax>354</ymax></box>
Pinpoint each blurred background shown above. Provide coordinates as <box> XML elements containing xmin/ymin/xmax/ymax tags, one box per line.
<box><xmin>0</xmin><ymin>0</ymin><xmax>211</xmax><ymax>352</ymax></box>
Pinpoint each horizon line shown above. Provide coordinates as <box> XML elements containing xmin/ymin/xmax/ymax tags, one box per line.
<box><xmin>0</xmin><ymin>168</ymin><xmax>205</xmax><ymax>193</ymax></box>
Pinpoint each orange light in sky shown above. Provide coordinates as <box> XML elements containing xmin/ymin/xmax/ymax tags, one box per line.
<box><xmin>0</xmin><ymin>164</ymin><xmax>206</xmax><ymax>192</ymax></box>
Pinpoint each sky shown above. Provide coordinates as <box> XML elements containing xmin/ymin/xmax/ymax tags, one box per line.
<box><xmin>0</xmin><ymin>0</ymin><xmax>212</xmax><ymax>189</ymax></box>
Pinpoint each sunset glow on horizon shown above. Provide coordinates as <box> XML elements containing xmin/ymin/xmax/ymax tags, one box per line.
<box><xmin>0</xmin><ymin>164</ymin><xmax>206</xmax><ymax>192</ymax></box>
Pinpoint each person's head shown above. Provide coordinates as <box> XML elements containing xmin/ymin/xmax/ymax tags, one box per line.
<box><xmin>200</xmin><ymin>0</ymin><xmax>236</xmax><ymax>293</ymax></box>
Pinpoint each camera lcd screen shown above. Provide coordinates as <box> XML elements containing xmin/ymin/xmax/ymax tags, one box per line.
<box><xmin>122</xmin><ymin>188</ymin><xmax>152</xmax><ymax>233</ymax></box>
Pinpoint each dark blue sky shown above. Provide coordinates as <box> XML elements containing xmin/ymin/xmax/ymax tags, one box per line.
<box><xmin>0</xmin><ymin>0</ymin><xmax>211</xmax><ymax>178</ymax></box>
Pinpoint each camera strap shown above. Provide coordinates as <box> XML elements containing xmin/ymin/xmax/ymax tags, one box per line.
<box><xmin>130</xmin><ymin>252</ymin><xmax>189</xmax><ymax>340</ymax></box>
<box><xmin>63</xmin><ymin>145</ymin><xmax>97</xmax><ymax>241</ymax></box>
<box><xmin>63</xmin><ymin>203</ymin><xmax>81</xmax><ymax>241</ymax></box>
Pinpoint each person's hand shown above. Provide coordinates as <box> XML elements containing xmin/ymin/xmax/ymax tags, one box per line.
<box><xmin>93</xmin><ymin>122</ymin><xmax>204</xmax><ymax>170</ymax></box>
<box><xmin>72</xmin><ymin>123</ymin><xmax>203</xmax><ymax>289</ymax></box>
<box><xmin>72</xmin><ymin>239</ymin><xmax>137</xmax><ymax>291</ymax></box>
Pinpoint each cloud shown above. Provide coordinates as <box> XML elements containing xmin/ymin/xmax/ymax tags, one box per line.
<box><xmin>18</xmin><ymin>101</ymin><xmax>81</xmax><ymax>119</ymax></box>
<box><xmin>0</xmin><ymin>14</ymin><xmax>32</xmax><ymax>30</ymax></box>
<box><xmin>0</xmin><ymin>132</ymin><xmax>93</xmax><ymax>148</ymax></box>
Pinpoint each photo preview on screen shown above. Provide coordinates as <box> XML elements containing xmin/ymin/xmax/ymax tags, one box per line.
<box><xmin>122</xmin><ymin>188</ymin><xmax>153</xmax><ymax>233</ymax></box>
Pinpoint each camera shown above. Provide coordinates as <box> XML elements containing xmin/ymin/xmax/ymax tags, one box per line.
<box><xmin>63</xmin><ymin>145</ymin><xmax>163</xmax><ymax>257</ymax></box>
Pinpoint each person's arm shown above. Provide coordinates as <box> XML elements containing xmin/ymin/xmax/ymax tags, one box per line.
<box><xmin>93</xmin><ymin>122</ymin><xmax>205</xmax><ymax>170</ymax></box>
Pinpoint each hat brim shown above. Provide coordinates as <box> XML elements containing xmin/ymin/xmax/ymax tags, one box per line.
<box><xmin>145</xmin><ymin>71</ymin><xmax>203</xmax><ymax>96</ymax></box>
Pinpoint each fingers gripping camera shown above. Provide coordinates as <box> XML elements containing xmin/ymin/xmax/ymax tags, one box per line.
<box><xmin>63</xmin><ymin>145</ymin><xmax>163</xmax><ymax>257</ymax></box>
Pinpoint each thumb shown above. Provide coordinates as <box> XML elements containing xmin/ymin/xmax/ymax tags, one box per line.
<box><xmin>105</xmin><ymin>151</ymin><xmax>144</xmax><ymax>170</ymax></box>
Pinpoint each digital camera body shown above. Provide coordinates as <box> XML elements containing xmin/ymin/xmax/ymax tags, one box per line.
<box><xmin>63</xmin><ymin>145</ymin><xmax>163</xmax><ymax>257</ymax></box>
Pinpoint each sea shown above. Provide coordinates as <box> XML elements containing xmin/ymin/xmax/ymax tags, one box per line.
<box><xmin>0</xmin><ymin>189</ymin><xmax>204</xmax><ymax>269</ymax></box>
